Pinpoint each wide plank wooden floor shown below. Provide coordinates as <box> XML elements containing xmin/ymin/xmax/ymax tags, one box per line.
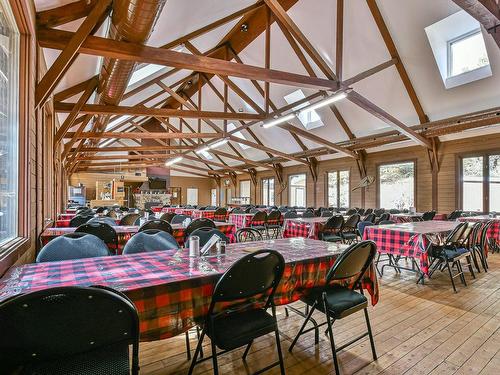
<box><xmin>139</xmin><ymin>253</ymin><xmax>500</xmax><ymax>375</ymax></box>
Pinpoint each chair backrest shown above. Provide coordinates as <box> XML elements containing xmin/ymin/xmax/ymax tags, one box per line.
<box><xmin>278</xmin><ymin>206</ymin><xmax>288</xmax><ymax>212</ymax></box>
<box><xmin>69</xmin><ymin>214</ymin><xmax>93</xmax><ymax>227</ymax></box>
<box><xmin>123</xmin><ymin>229</ymin><xmax>179</xmax><ymax>254</ymax></box>
<box><xmin>75</xmin><ymin>222</ymin><xmax>118</xmax><ymax>249</ymax></box>
<box><xmin>250</xmin><ymin>211</ymin><xmax>267</xmax><ymax>225</ymax></box>
<box><xmin>171</xmin><ymin>214</ymin><xmax>190</xmax><ymax>225</ymax></box>
<box><xmin>478</xmin><ymin>221</ymin><xmax>493</xmax><ymax>250</ymax></box>
<box><xmin>284</xmin><ymin>211</ymin><xmax>298</xmax><ymax>219</ymax></box>
<box><xmin>357</xmin><ymin>221</ymin><xmax>374</xmax><ymax>237</ymax></box>
<box><xmin>235</xmin><ymin>227</ymin><xmax>264</xmax><ymax>242</ymax></box>
<box><xmin>326</xmin><ymin>241</ymin><xmax>377</xmax><ymax>288</ymax></box>
<box><xmin>321</xmin><ymin>210</ymin><xmax>333</xmax><ymax>217</ymax></box>
<box><xmin>214</xmin><ymin>207</ymin><xmax>227</xmax><ymax>216</ymax></box>
<box><xmin>301</xmin><ymin>210</ymin><xmax>315</xmax><ymax>218</ymax></box>
<box><xmin>88</xmin><ymin>216</ymin><xmax>118</xmax><ymax>227</ymax></box>
<box><xmin>231</xmin><ymin>208</ymin><xmax>244</xmax><ymax>214</ymax></box>
<box><xmin>187</xmin><ymin>228</ymin><xmax>229</xmax><ymax>247</ymax></box>
<box><xmin>95</xmin><ymin>207</ymin><xmax>106</xmax><ymax>214</ymax></box>
<box><xmin>36</xmin><ymin>233</ymin><xmax>110</xmax><ymax>262</ymax></box>
<box><xmin>458</xmin><ymin>223</ymin><xmax>474</xmax><ymax>246</ymax></box>
<box><xmin>249</xmin><ymin>208</ymin><xmax>259</xmax><ymax>213</ymax></box>
<box><xmin>363</xmin><ymin>213</ymin><xmax>376</xmax><ymax>223</ymax></box>
<box><xmin>346</xmin><ymin>208</ymin><xmax>357</xmax><ymax>215</ymax></box>
<box><xmin>159</xmin><ymin>212</ymin><xmax>176</xmax><ymax>223</ymax></box>
<box><xmin>374</xmin><ymin>208</ymin><xmax>385</xmax><ymax>216</ymax></box>
<box><xmin>422</xmin><ymin>211</ymin><xmax>436</xmax><ymax>221</ymax></box>
<box><xmin>120</xmin><ymin>213</ymin><xmax>141</xmax><ymax>226</ymax></box>
<box><xmin>364</xmin><ymin>208</ymin><xmax>373</xmax><ymax>215</ymax></box>
<box><xmin>323</xmin><ymin>215</ymin><xmax>344</xmax><ymax>231</ymax></box>
<box><xmin>185</xmin><ymin>218</ymin><xmax>216</xmax><ymax>238</ymax></box>
<box><xmin>389</xmin><ymin>209</ymin><xmax>400</xmax><ymax>214</ymax></box>
<box><xmin>448</xmin><ymin>210</ymin><xmax>462</xmax><ymax>220</ymax></box>
<box><xmin>138</xmin><ymin>219</ymin><xmax>173</xmax><ymax>234</ymax></box>
<box><xmin>0</xmin><ymin>286</ymin><xmax>139</xmax><ymax>374</ymax></box>
<box><xmin>378</xmin><ymin>220</ymin><xmax>394</xmax><ymax>225</ymax></box>
<box><xmin>378</xmin><ymin>213</ymin><xmax>390</xmax><ymax>222</ymax></box>
<box><xmin>267</xmin><ymin>210</ymin><xmax>282</xmax><ymax>223</ymax></box>
<box><xmin>209</xmin><ymin>250</ymin><xmax>285</xmax><ymax>310</ymax></box>
<box><xmin>357</xmin><ymin>208</ymin><xmax>365</xmax><ymax>216</ymax></box>
<box><xmin>445</xmin><ymin>222</ymin><xmax>468</xmax><ymax>245</ymax></box>
<box><xmin>76</xmin><ymin>208</ymin><xmax>92</xmax><ymax>215</ymax></box>
<box><xmin>344</xmin><ymin>214</ymin><xmax>361</xmax><ymax>230</ymax></box>
<box><xmin>467</xmin><ymin>222</ymin><xmax>483</xmax><ymax>248</ymax></box>
<box><xmin>107</xmin><ymin>210</ymin><xmax>118</xmax><ymax>219</ymax></box>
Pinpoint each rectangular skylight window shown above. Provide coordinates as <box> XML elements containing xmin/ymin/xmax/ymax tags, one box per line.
<box><xmin>284</xmin><ymin>89</ymin><xmax>324</xmax><ymax>130</ymax></box>
<box><xmin>105</xmin><ymin>115</ymin><xmax>132</xmax><ymax>131</ymax></box>
<box><xmin>448</xmin><ymin>30</ymin><xmax>489</xmax><ymax>77</ymax></box>
<box><xmin>99</xmin><ymin>138</ymin><xmax>116</xmax><ymax>148</ymax></box>
<box><xmin>227</xmin><ymin>123</ymin><xmax>250</xmax><ymax>150</ymax></box>
<box><xmin>199</xmin><ymin>150</ymin><xmax>213</xmax><ymax>160</ymax></box>
<box><xmin>128</xmin><ymin>64</ymin><xmax>165</xmax><ymax>86</ymax></box>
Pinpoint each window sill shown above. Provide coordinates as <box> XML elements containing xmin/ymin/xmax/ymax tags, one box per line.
<box><xmin>0</xmin><ymin>237</ymin><xmax>32</xmax><ymax>277</ymax></box>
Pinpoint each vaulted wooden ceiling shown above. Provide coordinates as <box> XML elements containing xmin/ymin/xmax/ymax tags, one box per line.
<box><xmin>35</xmin><ymin>0</ymin><xmax>500</xmax><ymax>179</ymax></box>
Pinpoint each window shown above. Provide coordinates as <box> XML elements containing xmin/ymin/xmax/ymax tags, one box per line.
<box><xmin>210</xmin><ymin>188</ymin><xmax>217</xmax><ymax>206</ymax></box>
<box><xmin>186</xmin><ymin>188</ymin><xmax>198</xmax><ymax>206</ymax></box>
<box><xmin>448</xmin><ymin>30</ymin><xmax>489</xmax><ymax>77</ymax></box>
<box><xmin>262</xmin><ymin>178</ymin><xmax>275</xmax><ymax>206</ymax></box>
<box><xmin>460</xmin><ymin>153</ymin><xmax>500</xmax><ymax>213</ymax></box>
<box><xmin>0</xmin><ymin>1</ymin><xmax>19</xmax><ymax>246</ymax></box>
<box><xmin>239</xmin><ymin>180</ymin><xmax>251</xmax><ymax>204</ymax></box>
<box><xmin>327</xmin><ymin>170</ymin><xmax>349</xmax><ymax>208</ymax></box>
<box><xmin>289</xmin><ymin>174</ymin><xmax>306</xmax><ymax>207</ymax></box>
<box><xmin>284</xmin><ymin>89</ymin><xmax>324</xmax><ymax>130</ymax></box>
<box><xmin>378</xmin><ymin>162</ymin><xmax>415</xmax><ymax>210</ymax></box>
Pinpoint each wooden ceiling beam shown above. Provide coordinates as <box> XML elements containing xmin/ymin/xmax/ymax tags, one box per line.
<box><xmin>64</xmin><ymin>132</ymin><xmax>224</xmax><ymax>140</ymax></box>
<box><xmin>72</xmin><ymin>145</ymin><xmax>196</xmax><ymax>153</ymax></box>
<box><xmin>54</xmin><ymin>75</ymin><xmax>98</xmax><ymax>102</ymax></box>
<box><xmin>38</xmin><ymin>28</ymin><xmax>339</xmax><ymax>92</ymax></box>
<box><xmin>452</xmin><ymin>0</ymin><xmax>500</xmax><ymax>47</ymax></box>
<box><xmin>35</xmin><ymin>0</ymin><xmax>111</xmax><ymax>108</ymax></box>
<box><xmin>54</xmin><ymin>102</ymin><xmax>264</xmax><ymax>121</ymax></box>
<box><xmin>62</xmin><ymin>114</ymin><xmax>94</xmax><ymax>159</ymax></box>
<box><xmin>36</xmin><ymin>0</ymin><xmax>98</xmax><ymax>28</ymax></box>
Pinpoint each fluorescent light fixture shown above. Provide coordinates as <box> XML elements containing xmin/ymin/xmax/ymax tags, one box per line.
<box><xmin>165</xmin><ymin>156</ymin><xmax>183</xmax><ymax>166</ymax></box>
<box><xmin>262</xmin><ymin>113</ymin><xmax>296</xmax><ymax>129</ymax></box>
<box><xmin>195</xmin><ymin>146</ymin><xmax>210</xmax><ymax>154</ymax></box>
<box><xmin>299</xmin><ymin>92</ymin><xmax>347</xmax><ymax>115</ymax></box>
<box><xmin>209</xmin><ymin>139</ymin><xmax>229</xmax><ymax>149</ymax></box>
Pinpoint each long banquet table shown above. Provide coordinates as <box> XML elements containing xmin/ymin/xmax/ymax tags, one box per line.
<box><xmin>0</xmin><ymin>238</ymin><xmax>379</xmax><ymax>341</ymax></box>
<box><xmin>40</xmin><ymin>222</ymin><xmax>236</xmax><ymax>251</ymax></box>
<box><xmin>364</xmin><ymin>221</ymin><xmax>459</xmax><ymax>277</ymax></box>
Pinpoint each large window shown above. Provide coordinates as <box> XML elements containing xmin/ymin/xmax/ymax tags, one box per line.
<box><xmin>461</xmin><ymin>153</ymin><xmax>500</xmax><ymax>213</ymax></box>
<box><xmin>0</xmin><ymin>2</ymin><xmax>19</xmax><ymax>246</ymax></box>
<box><xmin>378</xmin><ymin>162</ymin><xmax>415</xmax><ymax>210</ymax></box>
<box><xmin>327</xmin><ymin>170</ymin><xmax>349</xmax><ymax>208</ymax></box>
<box><xmin>289</xmin><ymin>174</ymin><xmax>306</xmax><ymax>207</ymax></box>
<box><xmin>262</xmin><ymin>178</ymin><xmax>275</xmax><ymax>206</ymax></box>
<box><xmin>239</xmin><ymin>180</ymin><xmax>250</xmax><ymax>204</ymax></box>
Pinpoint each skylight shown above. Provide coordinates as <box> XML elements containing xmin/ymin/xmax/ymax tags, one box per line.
<box><xmin>448</xmin><ymin>30</ymin><xmax>489</xmax><ymax>77</ymax></box>
<box><xmin>105</xmin><ymin>115</ymin><xmax>132</xmax><ymax>131</ymax></box>
<box><xmin>128</xmin><ymin>64</ymin><xmax>165</xmax><ymax>86</ymax></box>
<box><xmin>227</xmin><ymin>123</ymin><xmax>250</xmax><ymax>150</ymax></box>
<box><xmin>199</xmin><ymin>150</ymin><xmax>213</xmax><ymax>160</ymax></box>
<box><xmin>99</xmin><ymin>138</ymin><xmax>116</xmax><ymax>148</ymax></box>
<box><xmin>284</xmin><ymin>89</ymin><xmax>324</xmax><ymax>130</ymax></box>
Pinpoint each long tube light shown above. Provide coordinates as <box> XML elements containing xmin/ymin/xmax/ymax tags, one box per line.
<box><xmin>165</xmin><ymin>156</ymin><xmax>183</xmax><ymax>166</ymax></box>
<box><xmin>299</xmin><ymin>92</ymin><xmax>348</xmax><ymax>115</ymax></box>
<box><xmin>262</xmin><ymin>113</ymin><xmax>296</xmax><ymax>129</ymax></box>
<box><xmin>209</xmin><ymin>138</ymin><xmax>229</xmax><ymax>149</ymax></box>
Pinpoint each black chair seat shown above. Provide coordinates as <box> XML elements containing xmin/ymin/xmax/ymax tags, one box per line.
<box><xmin>301</xmin><ymin>285</ymin><xmax>367</xmax><ymax>319</ymax></box>
<box><xmin>251</xmin><ymin>225</ymin><xmax>266</xmax><ymax>231</ymax></box>
<box><xmin>320</xmin><ymin>233</ymin><xmax>342</xmax><ymax>242</ymax></box>
<box><xmin>342</xmin><ymin>233</ymin><xmax>357</xmax><ymax>240</ymax></box>
<box><xmin>443</xmin><ymin>247</ymin><xmax>470</xmax><ymax>260</ymax></box>
<box><xmin>20</xmin><ymin>345</ymin><xmax>130</xmax><ymax>375</ymax></box>
<box><xmin>208</xmin><ymin>309</ymin><xmax>277</xmax><ymax>351</ymax></box>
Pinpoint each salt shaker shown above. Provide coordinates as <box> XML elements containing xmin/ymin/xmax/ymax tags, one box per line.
<box><xmin>217</xmin><ymin>241</ymin><xmax>226</xmax><ymax>254</ymax></box>
<box><xmin>189</xmin><ymin>236</ymin><xmax>200</xmax><ymax>257</ymax></box>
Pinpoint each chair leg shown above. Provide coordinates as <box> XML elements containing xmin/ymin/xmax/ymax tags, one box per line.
<box><xmin>289</xmin><ymin>304</ymin><xmax>316</xmax><ymax>352</ymax></box>
<box><xmin>445</xmin><ymin>261</ymin><xmax>457</xmax><ymax>293</ymax></box>
<box><xmin>466</xmin><ymin>255</ymin><xmax>476</xmax><ymax>279</ymax></box>
<box><xmin>210</xmin><ymin>338</ymin><xmax>219</xmax><ymax>375</ymax></box>
<box><xmin>274</xmin><ymin>328</ymin><xmax>286</xmax><ymax>375</ymax></box>
<box><xmin>242</xmin><ymin>340</ymin><xmax>253</xmax><ymax>361</ymax></box>
<box><xmin>188</xmin><ymin>330</ymin><xmax>205</xmax><ymax>375</ymax></box>
<box><xmin>364</xmin><ymin>308</ymin><xmax>377</xmax><ymax>361</ymax></box>
<box><xmin>324</xmin><ymin>301</ymin><xmax>340</xmax><ymax>375</ymax></box>
<box><xmin>185</xmin><ymin>331</ymin><xmax>191</xmax><ymax>360</ymax></box>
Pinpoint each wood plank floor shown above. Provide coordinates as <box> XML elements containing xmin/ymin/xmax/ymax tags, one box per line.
<box><xmin>138</xmin><ymin>253</ymin><xmax>500</xmax><ymax>375</ymax></box>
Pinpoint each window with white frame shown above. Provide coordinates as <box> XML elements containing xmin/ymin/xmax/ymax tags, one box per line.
<box><xmin>0</xmin><ymin>1</ymin><xmax>19</xmax><ymax>246</ymax></box>
<box><xmin>284</xmin><ymin>89</ymin><xmax>325</xmax><ymax>130</ymax></box>
<box><xmin>186</xmin><ymin>188</ymin><xmax>198</xmax><ymax>206</ymax></box>
<box><xmin>262</xmin><ymin>178</ymin><xmax>275</xmax><ymax>206</ymax></box>
<box><xmin>227</xmin><ymin>123</ymin><xmax>250</xmax><ymax>150</ymax></box>
<box><xmin>327</xmin><ymin>170</ymin><xmax>349</xmax><ymax>208</ymax></box>
<box><xmin>289</xmin><ymin>174</ymin><xmax>306</xmax><ymax>207</ymax></box>
<box><xmin>378</xmin><ymin>162</ymin><xmax>415</xmax><ymax>210</ymax></box>
<box><xmin>448</xmin><ymin>30</ymin><xmax>489</xmax><ymax>78</ymax></box>
<box><xmin>210</xmin><ymin>188</ymin><xmax>217</xmax><ymax>206</ymax></box>
<box><xmin>239</xmin><ymin>180</ymin><xmax>251</xmax><ymax>204</ymax></box>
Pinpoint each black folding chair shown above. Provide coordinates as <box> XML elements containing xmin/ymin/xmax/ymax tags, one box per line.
<box><xmin>37</xmin><ymin>233</ymin><xmax>110</xmax><ymax>262</ymax></box>
<box><xmin>119</xmin><ymin>213</ymin><xmax>141</xmax><ymax>226</ymax></box>
<box><xmin>159</xmin><ymin>212</ymin><xmax>176</xmax><ymax>223</ymax></box>
<box><xmin>75</xmin><ymin>222</ymin><xmax>119</xmax><ymax>255</ymax></box>
<box><xmin>235</xmin><ymin>227</ymin><xmax>264</xmax><ymax>242</ymax></box>
<box><xmin>0</xmin><ymin>286</ymin><xmax>139</xmax><ymax>375</ymax></box>
<box><xmin>266</xmin><ymin>210</ymin><xmax>282</xmax><ymax>238</ymax></box>
<box><xmin>188</xmin><ymin>249</ymin><xmax>286</xmax><ymax>375</ymax></box>
<box><xmin>138</xmin><ymin>219</ymin><xmax>173</xmax><ymax>234</ymax></box>
<box><xmin>289</xmin><ymin>241</ymin><xmax>378</xmax><ymax>375</ymax></box>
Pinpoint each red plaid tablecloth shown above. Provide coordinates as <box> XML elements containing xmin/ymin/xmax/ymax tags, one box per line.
<box><xmin>58</xmin><ymin>213</ymin><xmax>76</xmax><ymax>220</ymax></box>
<box><xmin>151</xmin><ymin>206</ymin><xmax>163</xmax><ymax>213</ymax></box>
<box><xmin>228</xmin><ymin>213</ymin><xmax>265</xmax><ymax>228</ymax></box>
<box><xmin>283</xmin><ymin>217</ymin><xmax>329</xmax><ymax>239</ymax></box>
<box><xmin>191</xmin><ymin>210</ymin><xmax>215</xmax><ymax>220</ymax></box>
<box><xmin>390</xmin><ymin>213</ymin><xmax>448</xmax><ymax>223</ymax></box>
<box><xmin>41</xmin><ymin>223</ymin><xmax>236</xmax><ymax>251</ymax></box>
<box><xmin>364</xmin><ymin>221</ymin><xmax>459</xmax><ymax>275</ymax></box>
<box><xmin>0</xmin><ymin>238</ymin><xmax>379</xmax><ymax>342</ymax></box>
<box><xmin>54</xmin><ymin>218</ymin><xmax>121</xmax><ymax>228</ymax></box>
<box><xmin>64</xmin><ymin>208</ymin><xmax>77</xmax><ymax>214</ymax></box>
<box><xmin>458</xmin><ymin>216</ymin><xmax>500</xmax><ymax>251</ymax></box>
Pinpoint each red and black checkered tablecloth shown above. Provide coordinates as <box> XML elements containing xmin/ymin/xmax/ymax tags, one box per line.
<box><xmin>57</xmin><ymin>213</ymin><xmax>76</xmax><ymax>220</ymax></box>
<box><xmin>282</xmin><ymin>217</ymin><xmax>329</xmax><ymax>239</ymax></box>
<box><xmin>41</xmin><ymin>223</ymin><xmax>236</xmax><ymax>251</ymax></box>
<box><xmin>54</xmin><ymin>218</ymin><xmax>121</xmax><ymax>228</ymax></box>
<box><xmin>363</xmin><ymin>221</ymin><xmax>458</xmax><ymax>275</ymax></box>
<box><xmin>458</xmin><ymin>216</ymin><xmax>499</xmax><ymax>251</ymax></box>
<box><xmin>0</xmin><ymin>238</ymin><xmax>379</xmax><ymax>342</ymax></box>
<box><xmin>228</xmin><ymin>213</ymin><xmax>265</xmax><ymax>228</ymax></box>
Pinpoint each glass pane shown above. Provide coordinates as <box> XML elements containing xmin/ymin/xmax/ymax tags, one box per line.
<box><xmin>240</xmin><ymin>181</ymin><xmax>250</xmax><ymax>199</ymax></box>
<box><xmin>489</xmin><ymin>155</ymin><xmax>500</xmax><ymax>212</ymax></box>
<box><xmin>328</xmin><ymin>172</ymin><xmax>338</xmax><ymax>207</ymax></box>
<box><xmin>0</xmin><ymin>2</ymin><xmax>19</xmax><ymax>246</ymax></box>
<box><xmin>450</xmin><ymin>31</ymin><xmax>489</xmax><ymax>77</ymax></box>
<box><xmin>262</xmin><ymin>179</ymin><xmax>269</xmax><ymax>206</ymax></box>
<box><xmin>339</xmin><ymin>171</ymin><xmax>349</xmax><ymax>208</ymax></box>
<box><xmin>379</xmin><ymin>162</ymin><xmax>415</xmax><ymax>210</ymax></box>
<box><xmin>289</xmin><ymin>174</ymin><xmax>306</xmax><ymax>207</ymax></box>
<box><xmin>462</xmin><ymin>156</ymin><xmax>483</xmax><ymax>212</ymax></box>
<box><xmin>269</xmin><ymin>179</ymin><xmax>274</xmax><ymax>206</ymax></box>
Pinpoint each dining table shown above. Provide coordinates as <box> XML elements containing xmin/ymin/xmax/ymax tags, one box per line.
<box><xmin>0</xmin><ymin>238</ymin><xmax>379</xmax><ymax>342</ymax></box>
<box><xmin>282</xmin><ymin>216</ymin><xmax>349</xmax><ymax>240</ymax></box>
<box><xmin>363</xmin><ymin>221</ymin><xmax>459</xmax><ymax>280</ymax></box>
<box><xmin>40</xmin><ymin>222</ymin><xmax>237</xmax><ymax>252</ymax></box>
